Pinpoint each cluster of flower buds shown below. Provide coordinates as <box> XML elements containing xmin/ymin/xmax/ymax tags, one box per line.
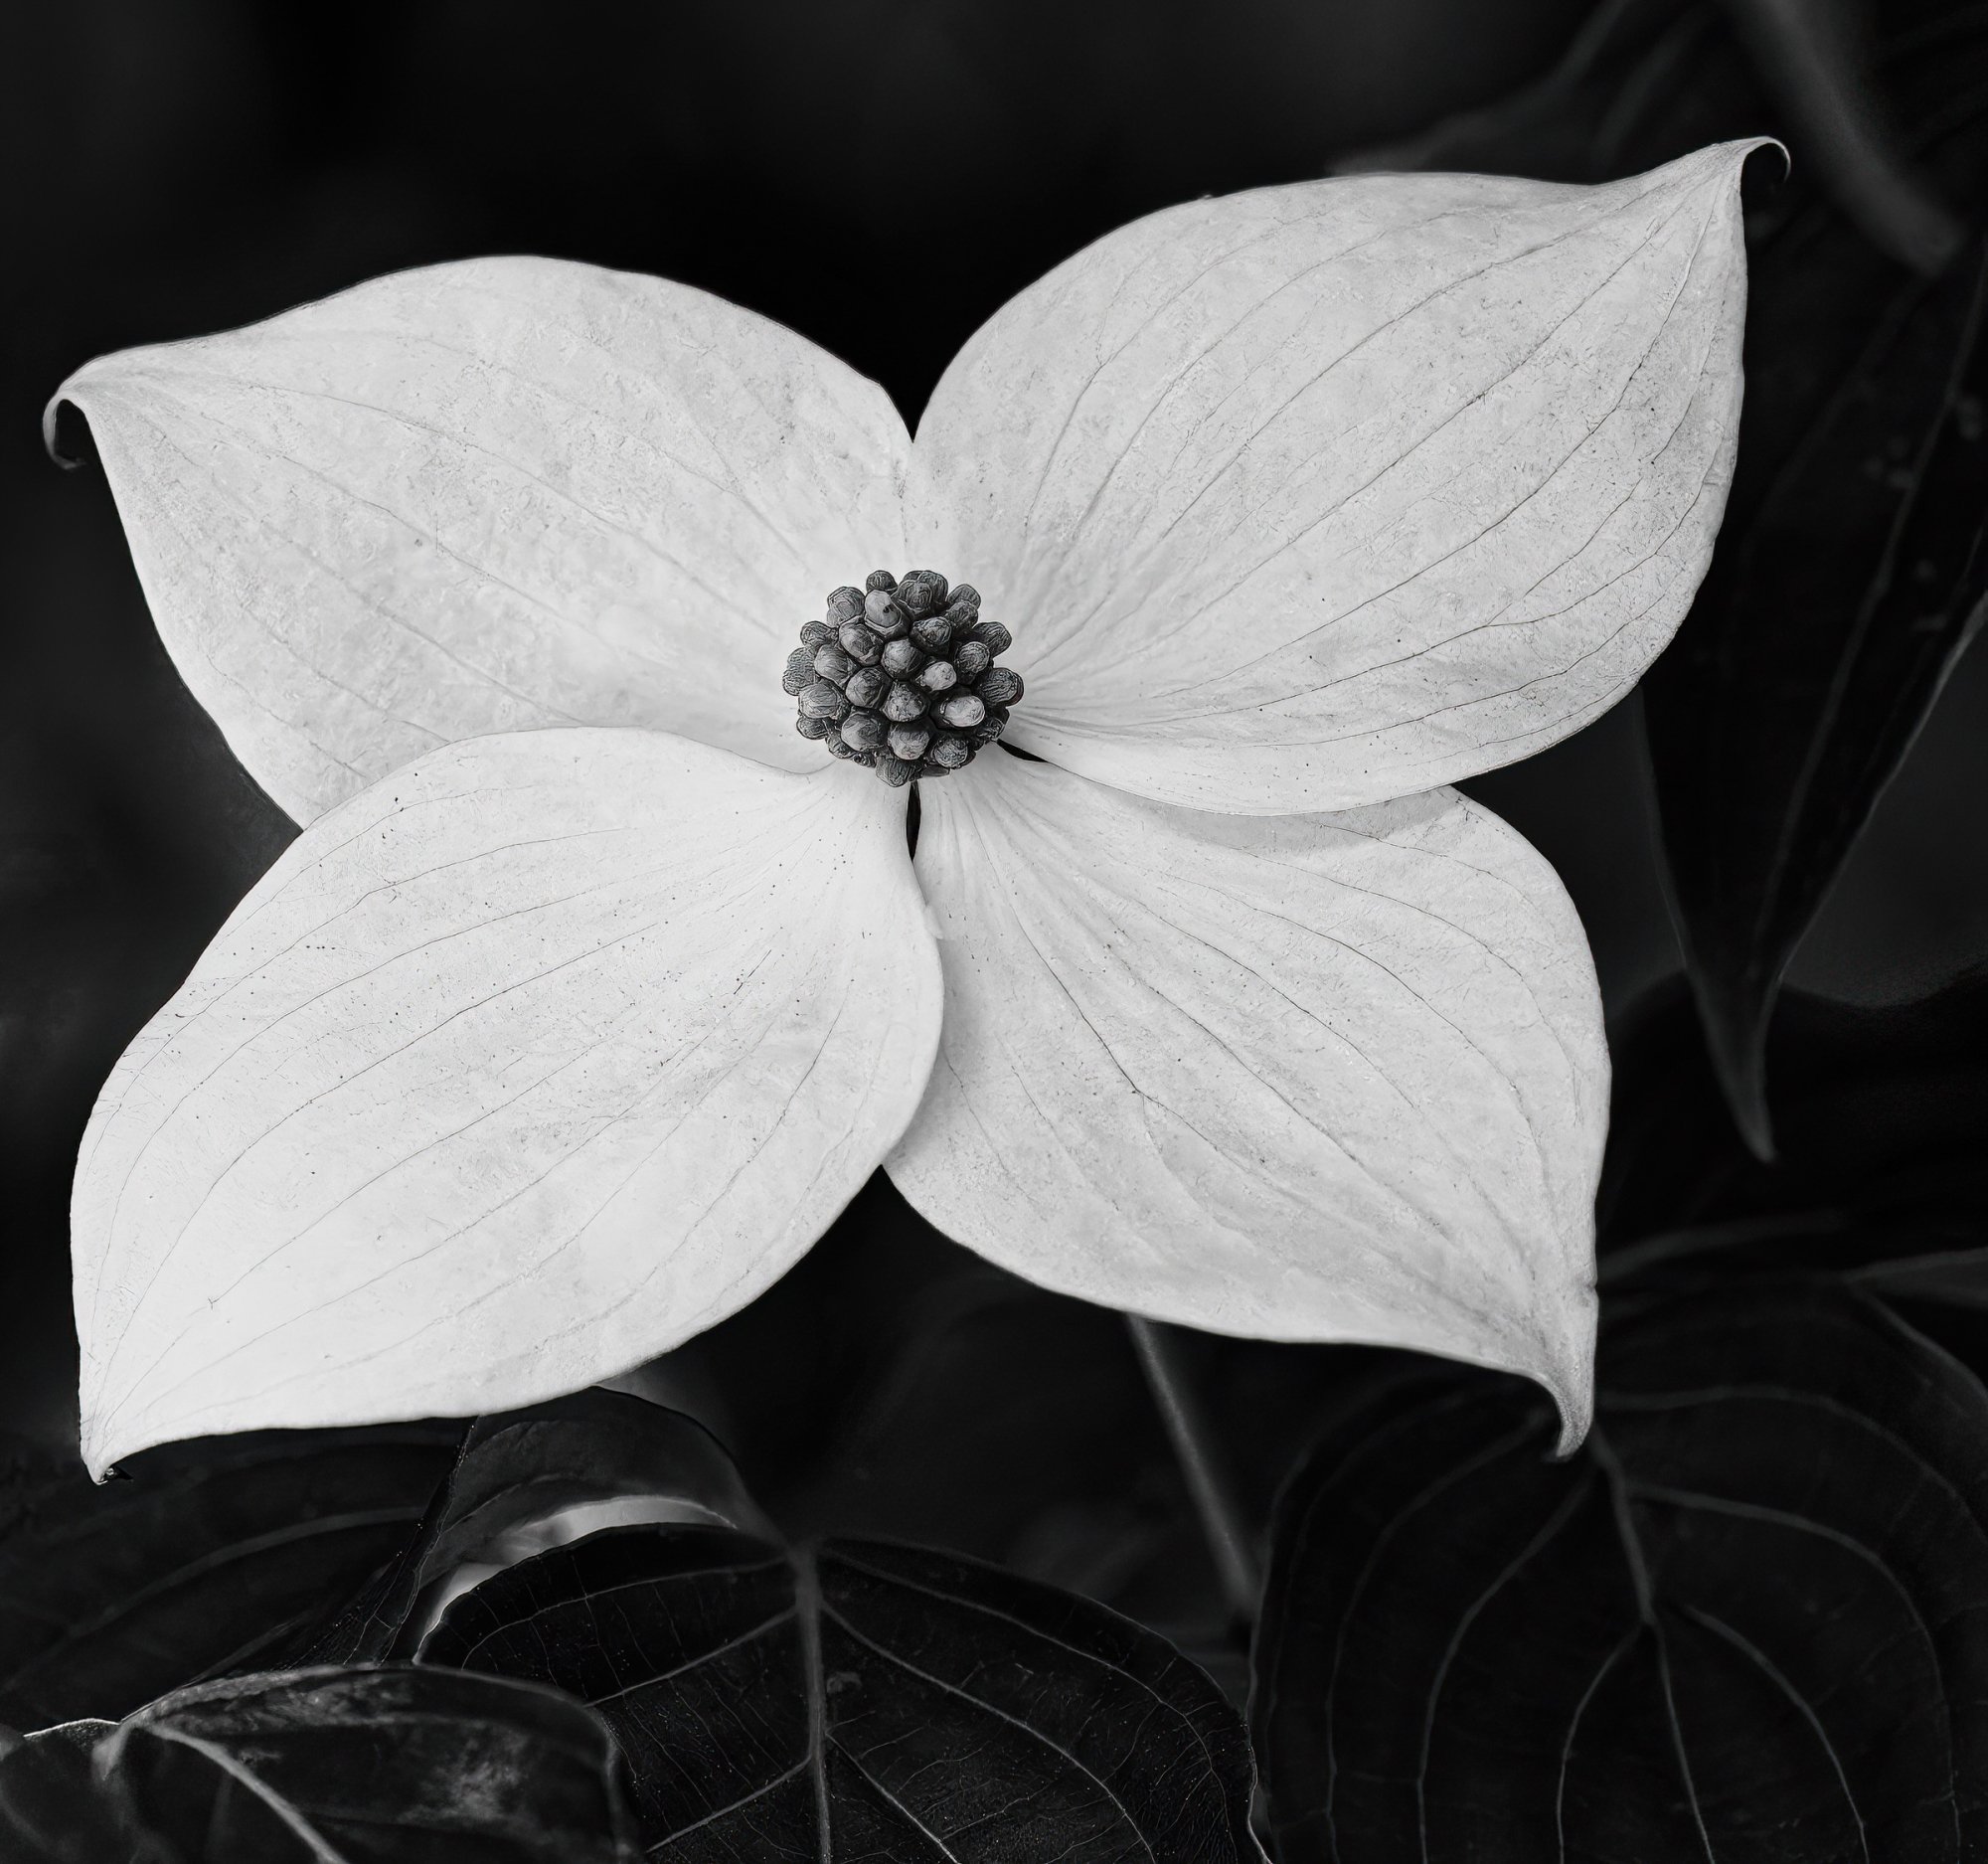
<box><xmin>783</xmin><ymin>571</ymin><xmax>1022</xmax><ymax>786</ymax></box>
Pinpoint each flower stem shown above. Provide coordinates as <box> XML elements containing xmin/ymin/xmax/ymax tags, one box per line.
<box><xmin>1125</xmin><ymin>1315</ymin><xmax>1261</xmax><ymax>1625</ymax></box>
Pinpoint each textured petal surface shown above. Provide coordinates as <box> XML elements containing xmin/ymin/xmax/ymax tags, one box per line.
<box><xmin>890</xmin><ymin>753</ymin><xmax>1605</xmax><ymax>1443</ymax></box>
<box><xmin>50</xmin><ymin>258</ymin><xmax>910</xmax><ymax>822</ymax></box>
<box><xmin>908</xmin><ymin>142</ymin><xmax>1761</xmax><ymax>813</ymax></box>
<box><xmin>72</xmin><ymin>730</ymin><xmax>939</xmax><ymax>1476</ymax></box>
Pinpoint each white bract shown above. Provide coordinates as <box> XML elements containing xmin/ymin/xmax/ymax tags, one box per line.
<box><xmin>54</xmin><ymin>143</ymin><xmax>1761</xmax><ymax>1476</ymax></box>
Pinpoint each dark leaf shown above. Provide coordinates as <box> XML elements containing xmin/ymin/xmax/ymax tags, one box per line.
<box><xmin>0</xmin><ymin>1721</ymin><xmax>123</xmax><ymax>1863</ymax></box>
<box><xmin>1599</xmin><ymin>969</ymin><xmax>1988</xmax><ymax>1275</ymax></box>
<box><xmin>676</xmin><ymin>1188</ymin><xmax>1388</xmax><ymax>1707</ymax></box>
<box><xmin>684</xmin><ymin>1214</ymin><xmax>1367</xmax><ymax>1706</ymax></box>
<box><xmin>1647</xmin><ymin>227</ymin><xmax>1988</xmax><ymax>1152</ymax></box>
<box><xmin>101</xmin><ymin>1665</ymin><xmax>638</xmax><ymax>1863</ymax></box>
<box><xmin>655</xmin><ymin>1192</ymin><xmax>1242</xmax><ymax>1686</ymax></box>
<box><xmin>304</xmin><ymin>1389</ymin><xmax>762</xmax><ymax>1663</ymax></box>
<box><xmin>1254</xmin><ymin>1285</ymin><xmax>1988</xmax><ymax>1861</ymax></box>
<box><xmin>1598</xmin><ymin>969</ymin><xmax>1988</xmax><ymax>1387</ymax></box>
<box><xmin>420</xmin><ymin>1524</ymin><xmax>1262</xmax><ymax>1862</ymax></box>
<box><xmin>0</xmin><ymin>1425</ymin><xmax>457</xmax><ymax>1728</ymax></box>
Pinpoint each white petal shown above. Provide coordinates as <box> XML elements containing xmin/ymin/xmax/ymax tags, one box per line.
<box><xmin>72</xmin><ymin>730</ymin><xmax>939</xmax><ymax>1476</ymax></box>
<box><xmin>909</xmin><ymin>142</ymin><xmax>1762</xmax><ymax>814</ymax></box>
<box><xmin>890</xmin><ymin>753</ymin><xmax>1605</xmax><ymax>1444</ymax></box>
<box><xmin>50</xmin><ymin>259</ymin><xmax>910</xmax><ymax>822</ymax></box>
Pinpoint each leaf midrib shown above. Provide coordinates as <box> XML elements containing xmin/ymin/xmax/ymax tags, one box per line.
<box><xmin>793</xmin><ymin>1546</ymin><xmax>833</xmax><ymax>1864</ymax></box>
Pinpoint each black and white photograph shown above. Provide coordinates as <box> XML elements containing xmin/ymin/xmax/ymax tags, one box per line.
<box><xmin>4</xmin><ymin>2</ymin><xmax>1988</xmax><ymax>1857</ymax></box>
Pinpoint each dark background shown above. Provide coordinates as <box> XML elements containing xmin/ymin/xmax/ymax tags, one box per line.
<box><xmin>3</xmin><ymin>0</ymin><xmax>1984</xmax><ymax>1447</ymax></box>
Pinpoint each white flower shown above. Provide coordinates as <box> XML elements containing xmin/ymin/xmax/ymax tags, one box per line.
<box><xmin>51</xmin><ymin>142</ymin><xmax>1761</xmax><ymax>1476</ymax></box>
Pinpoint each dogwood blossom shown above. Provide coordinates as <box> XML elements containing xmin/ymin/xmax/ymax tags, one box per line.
<box><xmin>51</xmin><ymin>142</ymin><xmax>1761</xmax><ymax>1475</ymax></box>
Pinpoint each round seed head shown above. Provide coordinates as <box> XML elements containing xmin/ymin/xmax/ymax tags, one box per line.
<box><xmin>880</xmin><ymin>637</ymin><xmax>925</xmax><ymax>678</ymax></box>
<box><xmin>863</xmin><ymin>590</ymin><xmax>910</xmax><ymax>638</ymax></box>
<box><xmin>841</xmin><ymin>710</ymin><xmax>888</xmax><ymax>753</ymax></box>
<box><xmin>977</xmin><ymin>667</ymin><xmax>1024</xmax><ymax>708</ymax></box>
<box><xmin>896</xmin><ymin>569</ymin><xmax>949</xmax><ymax>616</ymax></box>
<box><xmin>882</xmin><ymin>680</ymin><xmax>929</xmax><ymax>723</ymax></box>
<box><xmin>795</xmin><ymin>572</ymin><xmax>1016</xmax><ymax>786</ymax></box>
<box><xmin>838</xmin><ymin>621</ymin><xmax>883</xmax><ymax>667</ymax></box>
<box><xmin>798</xmin><ymin>679</ymin><xmax>849</xmax><ymax>721</ymax></box>
<box><xmin>933</xmin><ymin>692</ymin><xmax>986</xmax><ymax>730</ymax></box>
<box><xmin>845</xmin><ymin>665</ymin><xmax>890</xmax><ymax>711</ymax></box>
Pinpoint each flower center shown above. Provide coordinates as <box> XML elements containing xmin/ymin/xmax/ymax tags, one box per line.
<box><xmin>783</xmin><ymin>571</ymin><xmax>1022</xmax><ymax>787</ymax></box>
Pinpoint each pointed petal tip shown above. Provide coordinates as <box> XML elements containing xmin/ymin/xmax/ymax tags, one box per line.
<box><xmin>1702</xmin><ymin>134</ymin><xmax>1789</xmax><ymax>180</ymax></box>
<box><xmin>42</xmin><ymin>380</ymin><xmax>86</xmax><ymax>469</ymax></box>
<box><xmin>1526</xmin><ymin>1280</ymin><xmax>1597</xmax><ymax>1461</ymax></box>
<box><xmin>44</xmin><ymin>351</ymin><xmax>122</xmax><ymax>468</ymax></box>
<box><xmin>1633</xmin><ymin>136</ymin><xmax>1785</xmax><ymax>192</ymax></box>
<box><xmin>78</xmin><ymin>1412</ymin><xmax>128</xmax><ymax>1485</ymax></box>
<box><xmin>78</xmin><ymin>1358</ymin><xmax>156</xmax><ymax>1481</ymax></box>
<box><xmin>1546</xmin><ymin>1359</ymin><xmax>1594</xmax><ymax>1462</ymax></box>
<box><xmin>1755</xmin><ymin>135</ymin><xmax>1794</xmax><ymax>182</ymax></box>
